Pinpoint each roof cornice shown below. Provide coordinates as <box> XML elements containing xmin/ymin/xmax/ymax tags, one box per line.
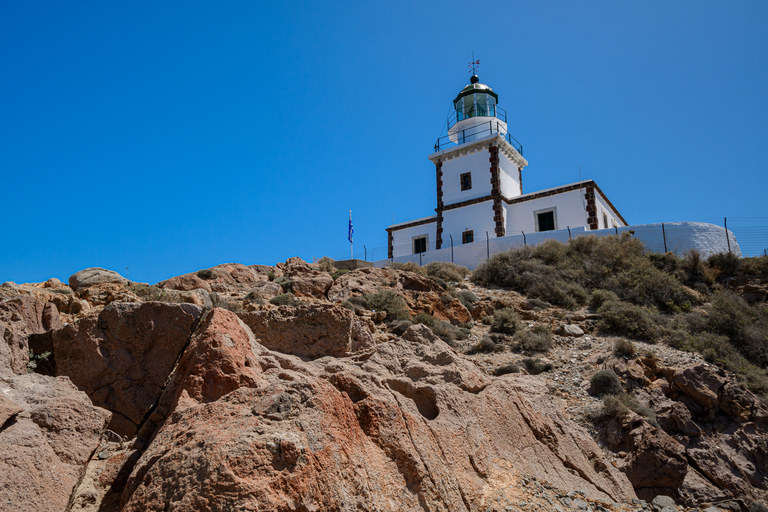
<box><xmin>428</xmin><ymin>134</ymin><xmax>528</xmax><ymax>169</ymax></box>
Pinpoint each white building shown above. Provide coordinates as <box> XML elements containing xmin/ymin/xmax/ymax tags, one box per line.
<box><xmin>386</xmin><ymin>74</ymin><xmax>627</xmax><ymax>258</ymax></box>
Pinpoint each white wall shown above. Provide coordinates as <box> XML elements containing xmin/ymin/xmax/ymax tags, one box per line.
<box><xmin>391</xmin><ymin>221</ymin><xmax>437</xmax><ymax>258</ymax></box>
<box><xmin>505</xmin><ymin>189</ymin><xmax>588</xmax><ymax>234</ymax></box>
<box><xmin>498</xmin><ymin>152</ymin><xmax>522</xmax><ymax>198</ymax></box>
<box><xmin>441</xmin><ymin>148</ymin><xmax>491</xmax><ymax>204</ymax></box>
<box><xmin>376</xmin><ymin>222</ymin><xmax>741</xmax><ymax>270</ymax></box>
<box><xmin>594</xmin><ymin>193</ymin><xmax>626</xmax><ymax>228</ymax></box>
<box><xmin>441</xmin><ymin>201</ymin><xmax>497</xmax><ymax>246</ymax></box>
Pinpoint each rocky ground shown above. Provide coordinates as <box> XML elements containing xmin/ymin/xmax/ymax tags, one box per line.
<box><xmin>1</xmin><ymin>259</ymin><xmax>765</xmax><ymax>512</ymax></box>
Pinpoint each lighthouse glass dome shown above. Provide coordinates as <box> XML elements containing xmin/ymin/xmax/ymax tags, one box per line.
<box><xmin>455</xmin><ymin>92</ymin><xmax>496</xmax><ymax>121</ymax></box>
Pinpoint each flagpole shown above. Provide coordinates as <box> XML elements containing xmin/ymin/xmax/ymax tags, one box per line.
<box><xmin>349</xmin><ymin>210</ymin><xmax>353</xmax><ymax>260</ymax></box>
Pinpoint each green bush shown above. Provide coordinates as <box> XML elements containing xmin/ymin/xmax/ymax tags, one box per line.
<box><xmin>472</xmin><ymin>235</ymin><xmax>699</xmax><ymax>312</ymax></box>
<box><xmin>589</xmin><ymin>289</ymin><xmax>620</xmax><ymax>310</ymax></box>
<box><xmin>431</xmin><ymin>320</ymin><xmax>470</xmax><ymax>344</ymax></box>
<box><xmin>742</xmin><ymin>255</ymin><xmax>768</xmax><ymax>277</ymax></box>
<box><xmin>513</xmin><ymin>325</ymin><xmax>553</xmax><ymax>353</ymax></box>
<box><xmin>423</xmin><ymin>261</ymin><xmax>470</xmax><ymax>282</ymax></box>
<box><xmin>590</xmin><ymin>369</ymin><xmax>623</xmax><ymax>396</ymax></box>
<box><xmin>454</xmin><ymin>290</ymin><xmax>479</xmax><ymax>310</ymax></box>
<box><xmin>270</xmin><ymin>293</ymin><xmax>297</xmax><ymax>306</ymax></box>
<box><xmin>364</xmin><ymin>289</ymin><xmax>410</xmax><ymax>321</ymax></box>
<box><xmin>274</xmin><ymin>276</ymin><xmax>293</xmax><ymax>293</ymax></box>
<box><xmin>708</xmin><ymin>252</ymin><xmax>741</xmax><ymax>278</ymax></box>
<box><xmin>705</xmin><ymin>291</ymin><xmax>768</xmax><ymax>368</ymax></box>
<box><xmin>331</xmin><ymin>269</ymin><xmax>349</xmax><ymax>280</ymax></box>
<box><xmin>613</xmin><ymin>339</ymin><xmax>636</xmax><ymax>359</ymax></box>
<box><xmin>490</xmin><ymin>307</ymin><xmax>520</xmax><ymax>335</ymax></box>
<box><xmin>521</xmin><ymin>358</ymin><xmax>553</xmax><ymax>375</ymax></box>
<box><xmin>597</xmin><ymin>300</ymin><xmax>659</xmax><ymax>342</ymax></box>
<box><xmin>413</xmin><ymin>312</ymin><xmax>436</xmax><ymax>327</ymax></box>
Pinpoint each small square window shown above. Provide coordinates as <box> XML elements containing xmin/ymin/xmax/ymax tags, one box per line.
<box><xmin>460</xmin><ymin>172</ymin><xmax>472</xmax><ymax>191</ymax></box>
<box><xmin>537</xmin><ymin>211</ymin><xmax>555</xmax><ymax>232</ymax></box>
<box><xmin>413</xmin><ymin>236</ymin><xmax>427</xmax><ymax>254</ymax></box>
<box><xmin>462</xmin><ymin>230</ymin><xmax>474</xmax><ymax>244</ymax></box>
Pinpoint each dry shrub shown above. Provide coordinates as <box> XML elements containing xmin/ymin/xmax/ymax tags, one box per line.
<box><xmin>363</xmin><ymin>289</ymin><xmax>410</xmax><ymax>321</ymax></box>
<box><xmin>490</xmin><ymin>307</ymin><xmax>520</xmax><ymax>335</ymax></box>
<box><xmin>467</xmin><ymin>335</ymin><xmax>501</xmax><ymax>354</ymax></box>
<box><xmin>613</xmin><ymin>339</ymin><xmax>636</xmax><ymax>359</ymax></box>
<box><xmin>513</xmin><ymin>325</ymin><xmax>553</xmax><ymax>353</ymax></box>
<box><xmin>423</xmin><ymin>261</ymin><xmax>470</xmax><ymax>282</ymax></box>
<box><xmin>269</xmin><ymin>293</ymin><xmax>297</xmax><ymax>307</ymax></box>
<box><xmin>590</xmin><ymin>369</ymin><xmax>623</xmax><ymax>396</ymax></box>
<box><xmin>597</xmin><ymin>300</ymin><xmax>659</xmax><ymax>342</ymax></box>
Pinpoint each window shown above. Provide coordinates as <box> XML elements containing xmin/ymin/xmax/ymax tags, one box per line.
<box><xmin>536</xmin><ymin>210</ymin><xmax>556</xmax><ymax>232</ymax></box>
<box><xmin>603</xmin><ymin>213</ymin><xmax>609</xmax><ymax>229</ymax></box>
<box><xmin>460</xmin><ymin>172</ymin><xmax>472</xmax><ymax>191</ymax></box>
<box><xmin>413</xmin><ymin>236</ymin><xmax>427</xmax><ymax>254</ymax></box>
<box><xmin>462</xmin><ymin>230</ymin><xmax>474</xmax><ymax>244</ymax></box>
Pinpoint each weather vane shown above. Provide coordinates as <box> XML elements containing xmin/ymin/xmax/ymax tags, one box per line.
<box><xmin>468</xmin><ymin>51</ymin><xmax>479</xmax><ymax>74</ymax></box>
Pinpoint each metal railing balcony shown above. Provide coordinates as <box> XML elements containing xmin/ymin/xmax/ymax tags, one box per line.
<box><xmin>434</xmin><ymin>119</ymin><xmax>523</xmax><ymax>154</ymax></box>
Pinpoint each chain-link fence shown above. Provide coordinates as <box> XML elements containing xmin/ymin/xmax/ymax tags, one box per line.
<box><xmin>339</xmin><ymin>219</ymin><xmax>767</xmax><ymax>270</ymax></box>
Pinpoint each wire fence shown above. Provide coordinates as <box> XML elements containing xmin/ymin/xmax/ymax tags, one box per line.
<box><xmin>336</xmin><ymin>219</ymin><xmax>768</xmax><ymax>271</ymax></box>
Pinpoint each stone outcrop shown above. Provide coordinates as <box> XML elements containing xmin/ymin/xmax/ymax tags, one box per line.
<box><xmin>51</xmin><ymin>301</ymin><xmax>204</xmax><ymax>436</ymax></box>
<box><xmin>157</xmin><ymin>263</ymin><xmax>270</xmax><ymax>293</ymax></box>
<box><xmin>68</xmin><ymin>267</ymin><xmax>128</xmax><ymax>291</ymax></box>
<box><xmin>239</xmin><ymin>304</ymin><xmax>375</xmax><ymax>359</ymax></box>
<box><xmin>0</xmin><ymin>373</ymin><xmax>110</xmax><ymax>512</ymax></box>
<box><xmin>604</xmin><ymin>358</ymin><xmax>768</xmax><ymax>506</ymax></box>
<box><xmin>1</xmin><ymin>295</ymin><xmax>61</xmax><ymax>376</ymax></box>
<box><xmin>118</xmin><ymin>316</ymin><xmax>635</xmax><ymax>511</ymax></box>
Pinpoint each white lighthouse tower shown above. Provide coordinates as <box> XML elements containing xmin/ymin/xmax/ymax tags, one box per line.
<box><xmin>386</xmin><ymin>73</ymin><xmax>626</xmax><ymax>259</ymax></box>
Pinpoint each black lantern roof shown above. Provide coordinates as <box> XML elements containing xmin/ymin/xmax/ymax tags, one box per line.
<box><xmin>453</xmin><ymin>75</ymin><xmax>498</xmax><ymax>106</ymax></box>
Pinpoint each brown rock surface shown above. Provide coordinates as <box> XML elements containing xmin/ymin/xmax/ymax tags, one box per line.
<box><xmin>120</xmin><ymin>319</ymin><xmax>636</xmax><ymax>511</ymax></box>
<box><xmin>239</xmin><ymin>304</ymin><xmax>375</xmax><ymax>359</ymax></box>
<box><xmin>1</xmin><ymin>295</ymin><xmax>60</xmax><ymax>376</ymax></box>
<box><xmin>68</xmin><ymin>267</ymin><xmax>128</xmax><ymax>291</ymax></box>
<box><xmin>0</xmin><ymin>373</ymin><xmax>110</xmax><ymax>512</ymax></box>
<box><xmin>157</xmin><ymin>262</ymin><xmax>268</xmax><ymax>293</ymax></box>
<box><xmin>52</xmin><ymin>301</ymin><xmax>204</xmax><ymax>436</ymax></box>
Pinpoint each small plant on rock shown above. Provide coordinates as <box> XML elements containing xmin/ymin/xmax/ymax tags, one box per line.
<box><xmin>270</xmin><ymin>293</ymin><xmax>298</xmax><ymax>306</ymax></box>
<box><xmin>364</xmin><ymin>289</ymin><xmax>410</xmax><ymax>321</ymax></box>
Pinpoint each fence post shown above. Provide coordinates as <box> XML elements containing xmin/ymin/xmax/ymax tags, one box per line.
<box><xmin>614</xmin><ymin>226</ymin><xmax>618</xmax><ymax>235</ymax></box>
<box><xmin>486</xmin><ymin>231</ymin><xmax>490</xmax><ymax>259</ymax></box>
<box><xmin>567</xmin><ymin>226</ymin><xmax>571</xmax><ymax>240</ymax></box>
<box><xmin>449</xmin><ymin>235</ymin><xmax>454</xmax><ymax>263</ymax></box>
<box><xmin>522</xmin><ymin>231</ymin><xmax>527</xmax><ymax>246</ymax></box>
<box><xmin>724</xmin><ymin>217</ymin><xmax>731</xmax><ymax>254</ymax></box>
<box><xmin>419</xmin><ymin>251</ymin><xmax>422</xmax><ymax>266</ymax></box>
<box><xmin>363</xmin><ymin>245</ymin><xmax>367</xmax><ymax>261</ymax></box>
<box><xmin>662</xmin><ymin>223</ymin><xmax>668</xmax><ymax>252</ymax></box>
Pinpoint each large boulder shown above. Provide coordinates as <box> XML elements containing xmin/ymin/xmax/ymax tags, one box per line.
<box><xmin>120</xmin><ymin>317</ymin><xmax>636</xmax><ymax>511</ymax></box>
<box><xmin>0</xmin><ymin>296</ymin><xmax>60</xmax><ymax>376</ymax></box>
<box><xmin>51</xmin><ymin>301</ymin><xmax>204</xmax><ymax>436</ymax></box>
<box><xmin>157</xmin><ymin>263</ymin><xmax>269</xmax><ymax>293</ymax></box>
<box><xmin>239</xmin><ymin>304</ymin><xmax>375</xmax><ymax>359</ymax></box>
<box><xmin>0</xmin><ymin>373</ymin><xmax>111</xmax><ymax>512</ymax></box>
<box><xmin>68</xmin><ymin>267</ymin><xmax>128</xmax><ymax>291</ymax></box>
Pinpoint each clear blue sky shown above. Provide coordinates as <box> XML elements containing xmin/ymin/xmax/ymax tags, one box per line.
<box><xmin>2</xmin><ymin>1</ymin><xmax>766</xmax><ymax>284</ymax></box>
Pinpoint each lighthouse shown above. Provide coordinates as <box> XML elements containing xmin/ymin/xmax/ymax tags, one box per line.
<box><xmin>386</xmin><ymin>73</ymin><xmax>626</xmax><ymax>260</ymax></box>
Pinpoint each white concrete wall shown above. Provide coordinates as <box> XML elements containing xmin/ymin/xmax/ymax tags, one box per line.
<box><xmin>441</xmin><ymin>201</ymin><xmax>497</xmax><ymax>246</ymax></box>
<box><xmin>391</xmin><ymin>221</ymin><xmax>437</xmax><ymax>258</ymax></box>
<box><xmin>376</xmin><ymin>222</ymin><xmax>740</xmax><ymax>270</ymax></box>
<box><xmin>441</xmin><ymin>148</ymin><xmax>490</xmax><ymax>204</ymax></box>
<box><xmin>505</xmin><ymin>189</ymin><xmax>589</xmax><ymax>234</ymax></box>
<box><xmin>498</xmin><ymin>152</ymin><xmax>522</xmax><ymax>199</ymax></box>
<box><xmin>594</xmin><ymin>194</ymin><xmax>626</xmax><ymax>228</ymax></box>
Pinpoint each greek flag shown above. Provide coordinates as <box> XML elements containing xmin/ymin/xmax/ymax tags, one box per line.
<box><xmin>348</xmin><ymin>211</ymin><xmax>354</xmax><ymax>243</ymax></box>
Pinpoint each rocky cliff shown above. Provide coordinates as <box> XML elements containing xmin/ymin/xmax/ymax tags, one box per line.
<box><xmin>1</xmin><ymin>259</ymin><xmax>766</xmax><ymax>512</ymax></box>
